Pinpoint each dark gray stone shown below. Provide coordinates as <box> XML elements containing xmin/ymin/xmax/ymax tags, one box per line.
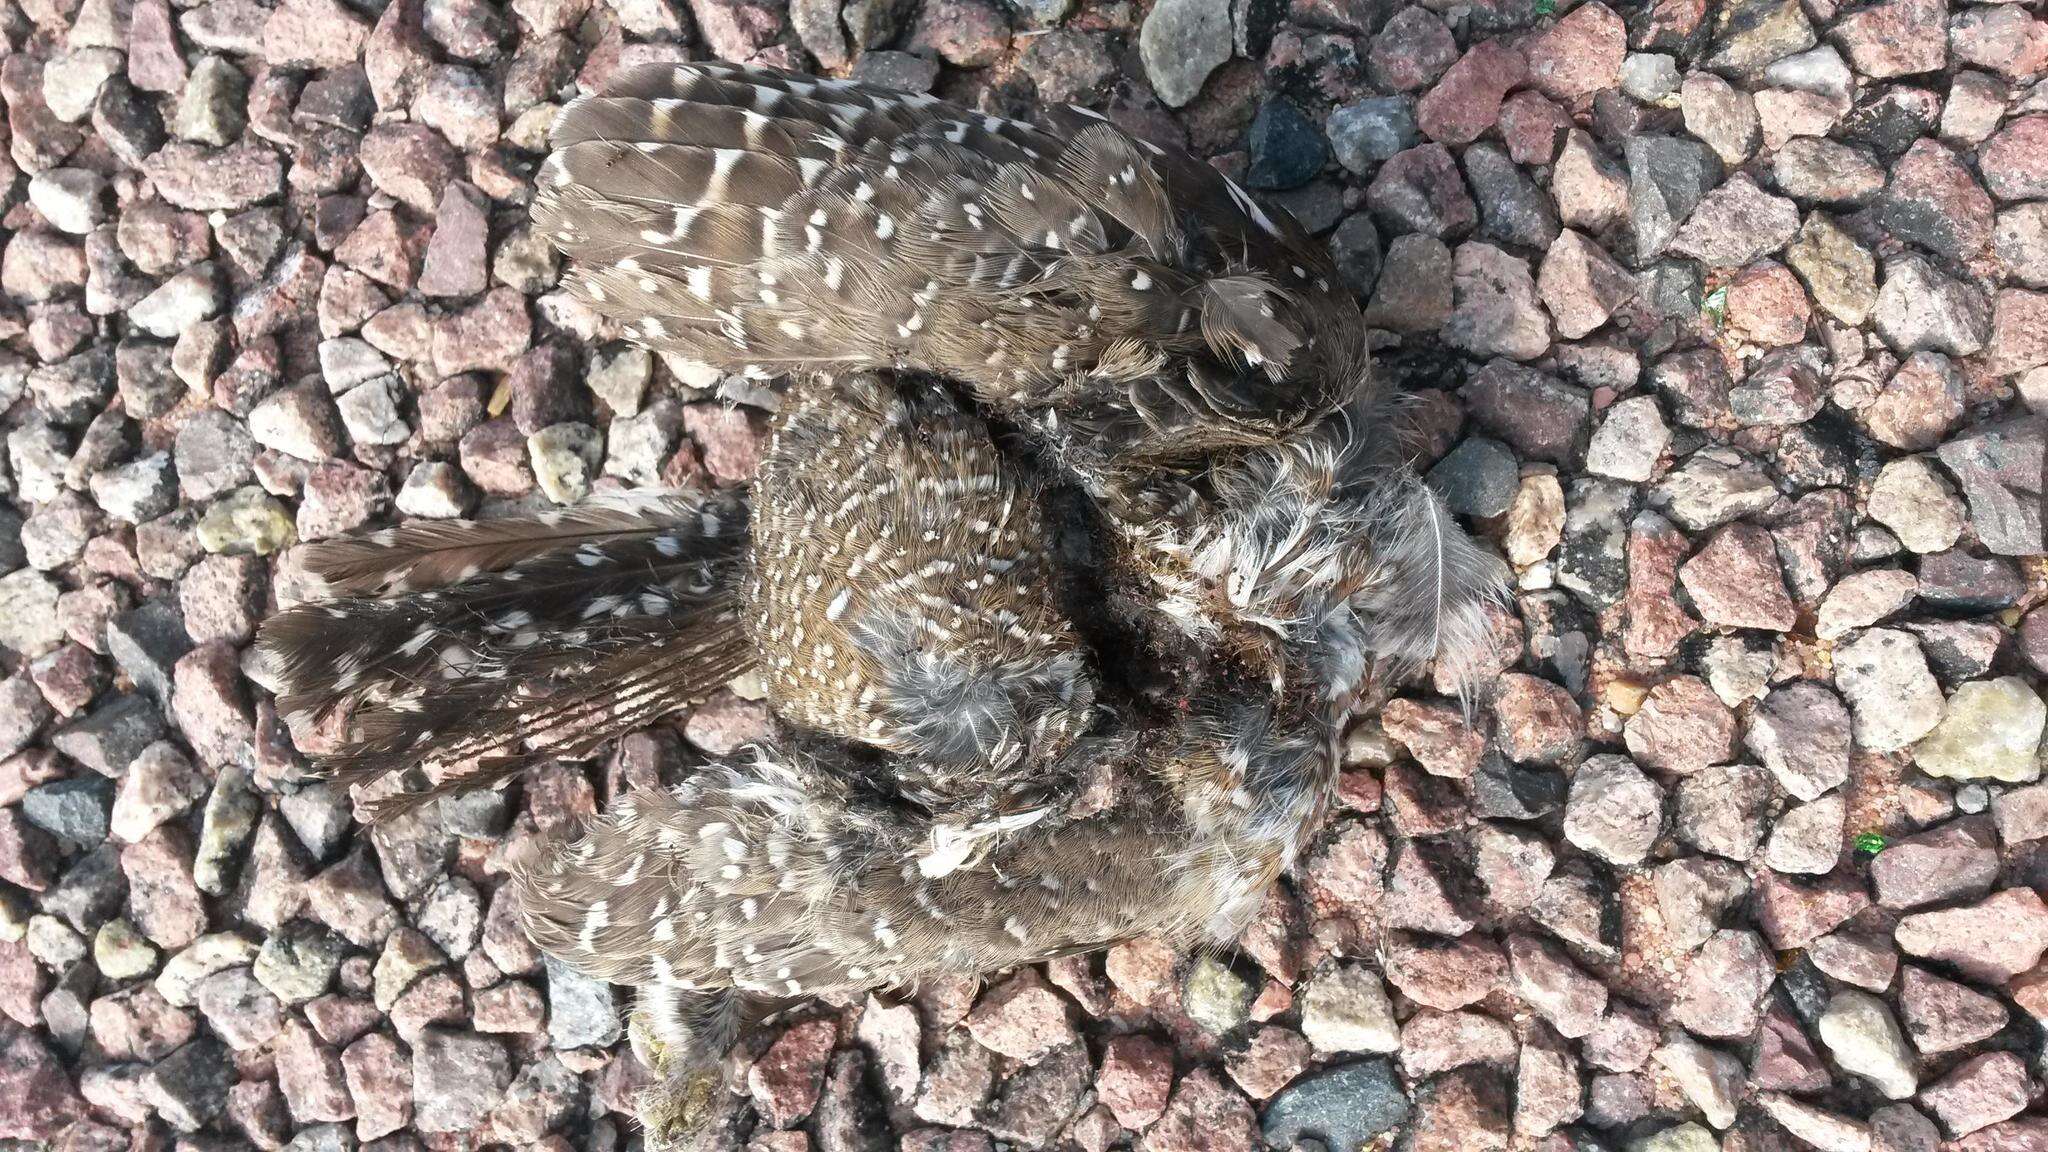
<box><xmin>848</xmin><ymin>50</ymin><xmax>939</xmax><ymax>94</ymax></box>
<box><xmin>1247</xmin><ymin>98</ymin><xmax>1327</xmax><ymax>191</ymax></box>
<box><xmin>1261</xmin><ymin>1059</ymin><xmax>1411</xmax><ymax>1151</ymax></box>
<box><xmin>1624</xmin><ymin>135</ymin><xmax>1720</xmax><ymax>263</ymax></box>
<box><xmin>438</xmin><ymin>789</ymin><xmax>511</xmax><ymax>839</ymax></box>
<box><xmin>0</xmin><ymin>510</ymin><xmax>26</xmax><ymax>572</ymax></box>
<box><xmin>50</xmin><ymin>694</ymin><xmax>167</xmax><ymax>776</ymax></box>
<box><xmin>22</xmin><ymin>776</ymin><xmax>114</xmax><ymax>851</ymax></box>
<box><xmin>1639</xmin><ymin>261</ymin><xmax>1704</xmax><ymax>321</ymax></box>
<box><xmin>1464</xmin><ymin>141</ymin><xmax>1560</xmax><ymax>249</ymax></box>
<box><xmin>1471</xmin><ymin>752</ymin><xmax>1567</xmax><ymax>820</ymax></box>
<box><xmin>104</xmin><ymin>599</ymin><xmax>192</xmax><ymax>707</ymax></box>
<box><xmin>1329</xmin><ymin>212</ymin><xmax>1383</xmax><ymax>300</ymax></box>
<box><xmin>144</xmin><ymin>1036</ymin><xmax>235</xmax><ymax>1132</ymax></box>
<box><xmin>842</xmin><ymin>0</ymin><xmax>917</xmax><ymax>48</ymax></box>
<box><xmin>1840</xmin><ymin>88</ymin><xmax>1940</xmax><ymax>160</ymax></box>
<box><xmin>1328</xmin><ymin>96</ymin><xmax>1418</xmax><ymax>174</ymax></box>
<box><xmin>42</xmin><ymin>844</ymin><xmax>127</xmax><ymax>933</ymax></box>
<box><xmin>1427</xmin><ymin>436</ymin><xmax>1520</xmax><ymax>518</ymax></box>
<box><xmin>1935</xmin><ymin>416</ymin><xmax>2044</xmax><ymax>557</ymax></box>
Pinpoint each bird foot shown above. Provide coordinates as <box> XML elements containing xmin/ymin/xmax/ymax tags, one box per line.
<box><xmin>628</xmin><ymin>1015</ymin><xmax>726</xmax><ymax>1152</ymax></box>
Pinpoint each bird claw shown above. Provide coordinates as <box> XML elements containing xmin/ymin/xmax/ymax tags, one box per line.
<box><xmin>628</xmin><ymin>1014</ymin><xmax>726</xmax><ymax>1152</ymax></box>
<box><xmin>635</xmin><ymin>1070</ymin><xmax>723</xmax><ymax>1152</ymax></box>
<box><xmin>628</xmin><ymin>1012</ymin><xmax>666</xmax><ymax>1070</ymax></box>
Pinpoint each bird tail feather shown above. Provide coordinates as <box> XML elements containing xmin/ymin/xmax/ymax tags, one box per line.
<box><xmin>251</xmin><ymin>489</ymin><xmax>755</xmax><ymax>817</ymax></box>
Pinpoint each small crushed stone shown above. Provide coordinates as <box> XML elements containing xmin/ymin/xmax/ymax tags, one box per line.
<box><xmin>2</xmin><ymin>0</ymin><xmax>2048</xmax><ymax>1149</ymax></box>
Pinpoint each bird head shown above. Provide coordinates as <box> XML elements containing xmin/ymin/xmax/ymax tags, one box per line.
<box><xmin>1191</xmin><ymin>397</ymin><xmax>1512</xmax><ymax>711</ymax></box>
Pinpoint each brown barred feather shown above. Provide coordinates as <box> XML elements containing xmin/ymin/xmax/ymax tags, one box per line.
<box><xmin>748</xmin><ymin>373</ymin><xmax>1096</xmax><ymax>817</ymax></box>
<box><xmin>530</xmin><ymin>60</ymin><xmax>1371</xmax><ymax>470</ymax></box>
<box><xmin>334</xmin><ymin>615</ymin><xmax>754</xmax><ymax>818</ymax></box>
<box><xmin>1053</xmin><ymin>125</ymin><xmax>1180</xmax><ymax>261</ymax></box>
<box><xmin>249</xmin><ymin>62</ymin><xmax>1518</xmax><ymax>1123</ymax></box>
<box><xmin>253</xmin><ymin>491</ymin><xmax>754</xmax><ymax>811</ymax></box>
<box><xmin>297</xmin><ymin>490</ymin><xmax>739</xmax><ymax>595</ymax></box>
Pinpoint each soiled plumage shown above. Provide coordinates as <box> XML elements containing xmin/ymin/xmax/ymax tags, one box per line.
<box><xmin>254</xmin><ymin>59</ymin><xmax>1512</xmax><ymax>1141</ymax></box>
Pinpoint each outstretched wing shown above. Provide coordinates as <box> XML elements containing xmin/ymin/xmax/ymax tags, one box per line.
<box><xmin>515</xmin><ymin>684</ymin><xmax>1304</xmax><ymax>1033</ymax></box>
<box><xmin>531</xmin><ymin>60</ymin><xmax>1373</xmax><ymax>467</ymax></box>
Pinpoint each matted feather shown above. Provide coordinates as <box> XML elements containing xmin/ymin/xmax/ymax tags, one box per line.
<box><xmin>513</xmin><ymin>678</ymin><xmax>1323</xmax><ymax>1053</ymax></box>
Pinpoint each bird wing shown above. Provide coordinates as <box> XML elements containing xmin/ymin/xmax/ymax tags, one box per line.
<box><xmin>513</xmin><ymin>686</ymin><xmax>1307</xmax><ymax>1050</ymax></box>
<box><xmin>531</xmin><ymin>60</ymin><xmax>1372</xmax><ymax>467</ymax></box>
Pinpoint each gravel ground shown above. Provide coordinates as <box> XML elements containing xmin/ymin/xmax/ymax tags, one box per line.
<box><xmin>1</xmin><ymin>0</ymin><xmax>2047</xmax><ymax>1149</ymax></box>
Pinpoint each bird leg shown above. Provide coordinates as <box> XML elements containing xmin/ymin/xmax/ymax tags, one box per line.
<box><xmin>628</xmin><ymin>986</ymin><xmax>743</xmax><ymax>1150</ymax></box>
